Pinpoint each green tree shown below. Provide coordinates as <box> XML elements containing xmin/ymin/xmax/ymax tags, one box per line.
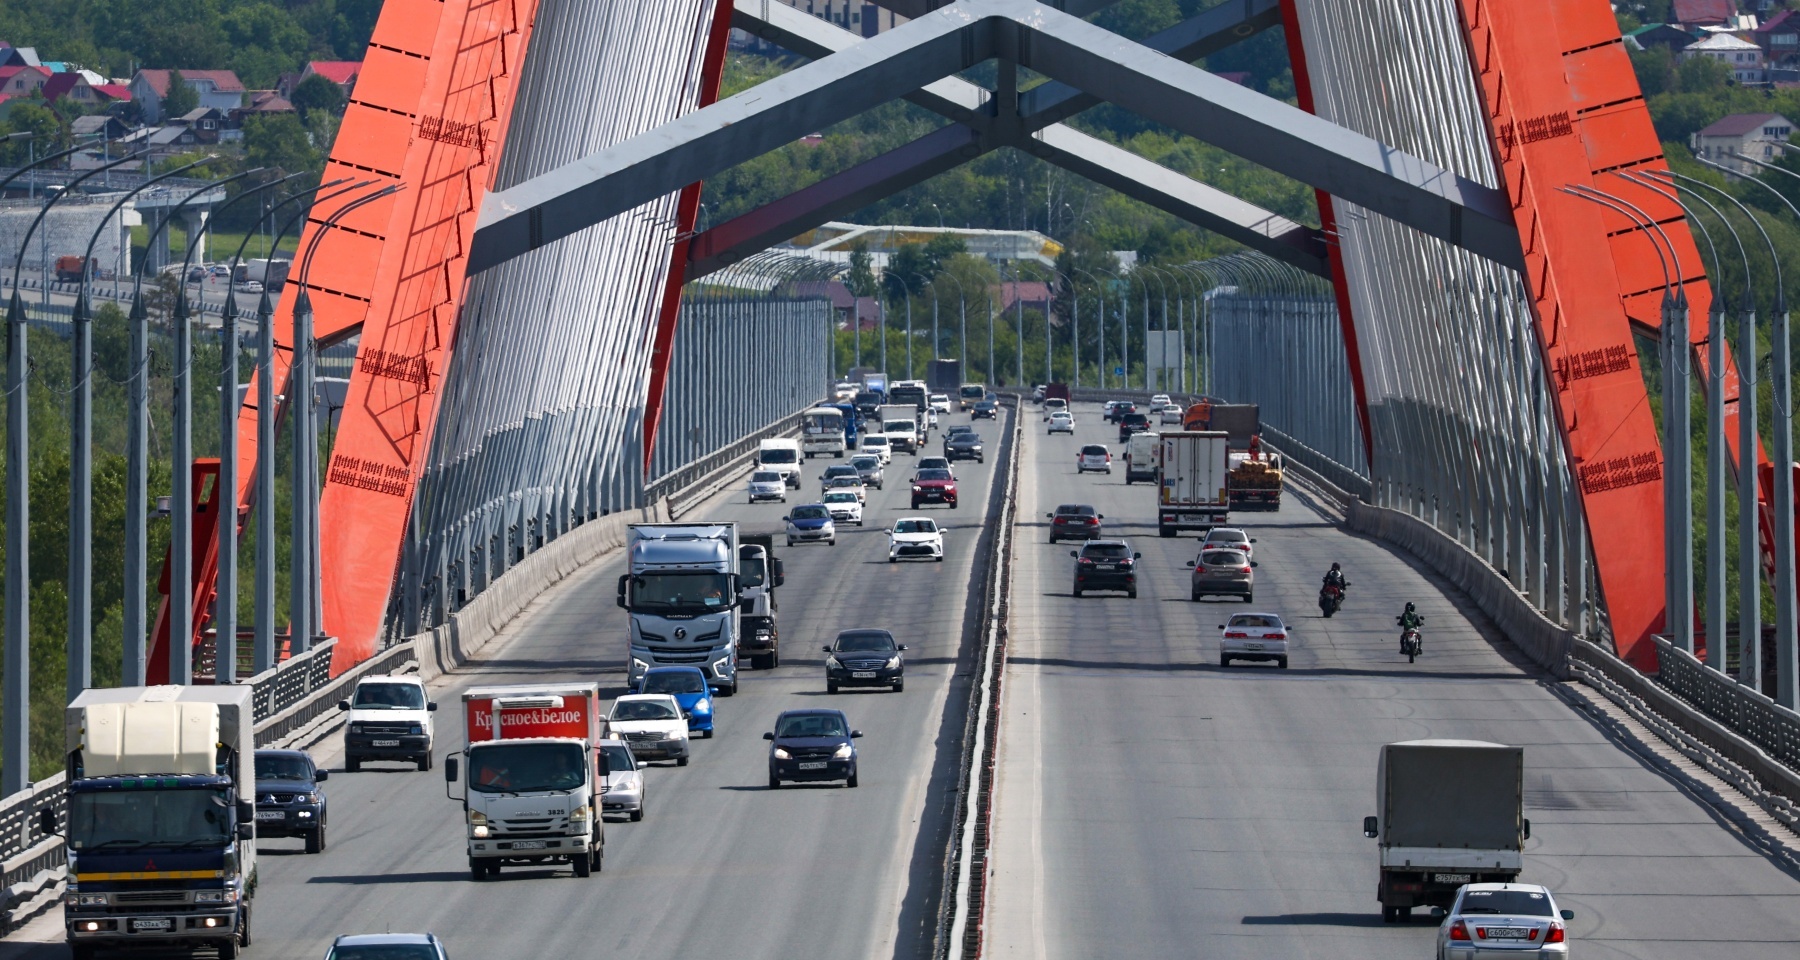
<box><xmin>1</xmin><ymin>103</ymin><xmax>64</xmax><ymax>158</ymax></box>
<box><xmin>845</xmin><ymin>240</ymin><xmax>877</xmax><ymax>298</ymax></box>
<box><xmin>290</xmin><ymin>73</ymin><xmax>347</xmax><ymax>118</ymax></box>
<box><xmin>243</xmin><ymin>113</ymin><xmax>321</xmax><ymax>176</ymax></box>
<box><xmin>162</xmin><ymin>69</ymin><xmax>199</xmax><ymax>119</ymax></box>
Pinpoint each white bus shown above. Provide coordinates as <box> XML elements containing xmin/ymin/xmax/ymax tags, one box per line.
<box><xmin>800</xmin><ymin>407</ymin><xmax>848</xmax><ymax>458</ymax></box>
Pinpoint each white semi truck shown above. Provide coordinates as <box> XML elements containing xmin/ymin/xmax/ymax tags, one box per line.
<box><xmin>56</xmin><ymin>686</ymin><xmax>257</xmax><ymax>959</ymax></box>
<box><xmin>620</xmin><ymin>522</ymin><xmax>742</xmax><ymax>695</ymax></box>
<box><xmin>446</xmin><ymin>682</ymin><xmax>606</xmax><ymax>880</ymax></box>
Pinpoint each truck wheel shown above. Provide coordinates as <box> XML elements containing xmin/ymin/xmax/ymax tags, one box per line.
<box><xmin>71</xmin><ymin>947</ymin><xmax>97</xmax><ymax>960</ymax></box>
<box><xmin>238</xmin><ymin>903</ymin><xmax>252</xmax><ymax>948</ymax></box>
<box><xmin>573</xmin><ymin>847</ymin><xmax>592</xmax><ymax>877</ymax></box>
<box><xmin>305</xmin><ymin>826</ymin><xmax>325</xmax><ymax>854</ymax></box>
<box><xmin>471</xmin><ymin>860</ymin><xmax>487</xmax><ymax>881</ymax></box>
<box><xmin>1158</xmin><ymin>526</ymin><xmax>1174</xmax><ymax>538</ymax></box>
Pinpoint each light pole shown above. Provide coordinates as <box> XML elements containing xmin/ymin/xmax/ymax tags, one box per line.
<box><xmin>915</xmin><ymin>271</ymin><xmax>937</xmax><ymax>365</ymax></box>
<box><xmin>931</xmin><ymin>203</ymin><xmax>943</xmax><ymax>229</ymax></box>
<box><xmin>900</xmin><ymin>274</ymin><xmax>914</xmax><ymax>379</ymax></box>
<box><xmin>1075</xmin><ymin>266</ymin><xmax>1109</xmax><ymax>390</ymax></box>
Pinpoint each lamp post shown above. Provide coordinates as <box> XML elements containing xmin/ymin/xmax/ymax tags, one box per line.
<box><xmin>1075</xmin><ymin>266</ymin><xmax>1109</xmax><ymax>390</ymax></box>
<box><xmin>931</xmin><ymin>203</ymin><xmax>943</xmax><ymax>229</ymax></box>
<box><xmin>915</xmin><ymin>272</ymin><xmax>937</xmax><ymax>366</ymax></box>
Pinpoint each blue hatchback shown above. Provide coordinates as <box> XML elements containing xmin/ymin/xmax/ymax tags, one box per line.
<box><xmin>635</xmin><ymin>666</ymin><xmax>715</xmax><ymax>738</ymax></box>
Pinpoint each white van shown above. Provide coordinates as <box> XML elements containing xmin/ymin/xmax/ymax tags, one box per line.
<box><xmin>1124</xmin><ymin>431</ymin><xmax>1160</xmax><ymax>485</ymax></box>
<box><xmin>758</xmin><ymin>438</ymin><xmax>803</xmax><ymax>488</ymax></box>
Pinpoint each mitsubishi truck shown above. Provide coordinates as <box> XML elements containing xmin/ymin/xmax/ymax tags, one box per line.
<box><xmin>446</xmin><ymin>682</ymin><xmax>605</xmax><ymax>880</ymax></box>
<box><xmin>620</xmin><ymin>522</ymin><xmax>742</xmax><ymax>695</ymax></box>
<box><xmin>55</xmin><ymin>686</ymin><xmax>256</xmax><ymax>959</ymax></box>
<box><xmin>1362</xmin><ymin>740</ymin><xmax>1528</xmax><ymax>922</ymax></box>
<box><xmin>739</xmin><ymin>532</ymin><xmax>785</xmax><ymax>669</ymax></box>
<box><xmin>1155</xmin><ymin>431</ymin><xmax>1231</xmax><ymax>537</ymax></box>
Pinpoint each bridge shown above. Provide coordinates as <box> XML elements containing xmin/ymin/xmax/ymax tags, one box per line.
<box><xmin>2</xmin><ymin>0</ymin><xmax>1799</xmax><ymax>958</ymax></box>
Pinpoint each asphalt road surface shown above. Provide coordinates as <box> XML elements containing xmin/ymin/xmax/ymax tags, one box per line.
<box><xmin>985</xmin><ymin>401</ymin><xmax>1800</xmax><ymax>960</ymax></box>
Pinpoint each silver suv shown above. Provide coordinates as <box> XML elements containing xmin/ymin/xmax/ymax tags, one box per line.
<box><xmin>851</xmin><ymin>454</ymin><xmax>884</xmax><ymax>489</ymax></box>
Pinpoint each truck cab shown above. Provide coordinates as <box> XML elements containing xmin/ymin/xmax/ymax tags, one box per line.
<box><xmin>448</xmin><ymin>683</ymin><xmax>605</xmax><ymax>880</ymax></box>
<box><xmin>58</xmin><ymin>686</ymin><xmax>257</xmax><ymax>960</ymax></box>
<box><xmin>621</xmin><ymin>523</ymin><xmax>742</xmax><ymax>695</ymax></box>
<box><xmin>738</xmin><ymin>535</ymin><xmax>784</xmax><ymax>669</ymax></box>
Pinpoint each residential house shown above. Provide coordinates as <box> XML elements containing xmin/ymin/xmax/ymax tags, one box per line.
<box><xmin>1683</xmin><ymin>32</ymin><xmax>1767</xmax><ymax>83</ymax></box>
<box><xmin>41</xmin><ymin>71</ymin><xmax>97</xmax><ymax>105</ymax></box>
<box><xmin>1624</xmin><ymin>23</ymin><xmax>1699</xmax><ymax>54</ymax></box>
<box><xmin>1757</xmin><ymin>9</ymin><xmax>1800</xmax><ymax>63</ymax></box>
<box><xmin>1672</xmin><ymin>0</ymin><xmax>1739</xmax><ymax>30</ymax></box>
<box><xmin>999</xmin><ymin>281</ymin><xmax>1052</xmax><ymax>314</ymax></box>
<box><xmin>70</xmin><ymin>114</ymin><xmax>130</xmax><ymax>141</ymax></box>
<box><xmin>90</xmin><ymin>82</ymin><xmax>131</xmax><ymax>104</ymax></box>
<box><xmin>117</xmin><ymin>123</ymin><xmax>203</xmax><ymax>160</ymax></box>
<box><xmin>0</xmin><ymin>46</ymin><xmax>41</xmax><ymax>69</ymax></box>
<box><xmin>299</xmin><ymin>60</ymin><xmax>360</xmax><ymax>96</ymax></box>
<box><xmin>234</xmin><ymin>90</ymin><xmax>296</xmax><ymax>123</ymax></box>
<box><xmin>1690</xmin><ymin>112</ymin><xmax>1794</xmax><ymax>172</ymax></box>
<box><xmin>172</xmin><ymin>106</ymin><xmax>225</xmax><ymax>144</ymax></box>
<box><xmin>129</xmin><ymin>68</ymin><xmax>245</xmax><ymax>123</ymax></box>
<box><xmin>0</xmin><ymin>64</ymin><xmax>49</xmax><ymax>96</ymax></box>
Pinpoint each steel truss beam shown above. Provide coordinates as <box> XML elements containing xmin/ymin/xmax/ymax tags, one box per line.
<box><xmin>468</xmin><ymin>0</ymin><xmax>1519</xmax><ymax>274</ymax></box>
<box><xmin>691</xmin><ymin>0</ymin><xmax>1326</xmax><ymax>278</ymax></box>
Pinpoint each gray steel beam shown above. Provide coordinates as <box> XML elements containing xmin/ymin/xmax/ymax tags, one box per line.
<box><xmin>872</xmin><ymin>0</ymin><xmax>1123</xmax><ymax>17</ymax></box>
<box><xmin>472</xmin><ymin>0</ymin><xmax>1517</xmax><ymax>274</ymax></box>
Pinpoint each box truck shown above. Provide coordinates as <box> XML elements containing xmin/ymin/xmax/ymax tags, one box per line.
<box><xmin>1154</xmin><ymin>431</ymin><xmax>1231</xmax><ymax>536</ymax></box>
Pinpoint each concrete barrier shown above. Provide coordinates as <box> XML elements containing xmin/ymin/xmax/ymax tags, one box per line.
<box><xmin>412</xmin><ymin>499</ymin><xmax>669</xmax><ymax>681</ymax></box>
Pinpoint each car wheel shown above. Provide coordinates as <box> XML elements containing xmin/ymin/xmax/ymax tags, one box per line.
<box><xmin>1220</xmin><ymin>655</ymin><xmax>1231</xmax><ymax>667</ymax></box>
<box><xmin>787</xmin><ymin>538</ymin><xmax>795</xmax><ymax>547</ymax></box>
<box><xmin>305</xmin><ymin>825</ymin><xmax>325</xmax><ymax>854</ymax></box>
<box><xmin>1278</xmin><ymin>657</ymin><xmax>1289</xmax><ymax>669</ymax></box>
<box><xmin>847</xmin><ymin>768</ymin><xmax>859</xmax><ymax>789</ymax></box>
<box><xmin>893</xmin><ymin>678</ymin><xmax>905</xmax><ymax>693</ymax></box>
<box><xmin>1244</xmin><ymin>594</ymin><xmax>1254</xmax><ymax>603</ymax></box>
<box><xmin>951</xmin><ymin>501</ymin><xmax>958</xmax><ymax>509</ymax></box>
<box><xmin>1191</xmin><ymin>589</ymin><xmax>1201</xmax><ymax>602</ymax></box>
<box><xmin>345</xmin><ymin>757</ymin><xmax>360</xmax><ymax>773</ymax></box>
<box><xmin>830</xmin><ymin>538</ymin><xmax>838</xmax><ymax>546</ymax></box>
<box><xmin>934</xmin><ymin>554</ymin><xmax>943</xmax><ymax>562</ymax></box>
<box><xmin>828</xmin><ymin>680</ymin><xmax>839</xmax><ymax>694</ymax></box>
<box><xmin>676</xmin><ymin>755</ymin><xmax>689</xmax><ymax>767</ymax></box>
<box><xmin>630</xmin><ymin>808</ymin><xmax>643</xmax><ymax>822</ymax></box>
<box><xmin>701</xmin><ymin>728</ymin><xmax>713</xmax><ymax>739</ymax></box>
<box><xmin>911</xmin><ymin>501</ymin><xmax>921</xmax><ymax>510</ymax></box>
<box><xmin>1128</xmin><ymin>589</ymin><xmax>1138</xmax><ymax>599</ymax></box>
<box><xmin>768</xmin><ymin>773</ymin><xmax>781</xmax><ymax>790</ymax></box>
<box><xmin>418</xmin><ymin>752</ymin><xmax>432</xmax><ymax>772</ymax></box>
<box><xmin>1073</xmin><ymin>587</ymin><xmax>1083</xmax><ymax>597</ymax></box>
<box><xmin>889</xmin><ymin>556</ymin><xmax>897</xmax><ymax>563</ymax></box>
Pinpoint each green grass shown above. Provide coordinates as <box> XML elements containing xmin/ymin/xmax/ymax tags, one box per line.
<box><xmin>128</xmin><ymin>225</ymin><xmax>299</xmax><ymax>268</ymax></box>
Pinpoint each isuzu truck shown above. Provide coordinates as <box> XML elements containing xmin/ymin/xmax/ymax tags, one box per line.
<box><xmin>56</xmin><ymin>686</ymin><xmax>256</xmax><ymax>959</ymax></box>
<box><xmin>621</xmin><ymin>522</ymin><xmax>742</xmax><ymax>695</ymax></box>
<box><xmin>1362</xmin><ymin>739</ymin><xmax>1527</xmax><ymax>922</ymax></box>
<box><xmin>446</xmin><ymin>683</ymin><xmax>605</xmax><ymax>880</ymax></box>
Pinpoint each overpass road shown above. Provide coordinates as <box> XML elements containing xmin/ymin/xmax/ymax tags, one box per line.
<box><xmin>7</xmin><ymin>409</ymin><xmax>1010</xmax><ymax>960</ymax></box>
<box><xmin>985</xmin><ymin>402</ymin><xmax>1800</xmax><ymax>959</ymax></box>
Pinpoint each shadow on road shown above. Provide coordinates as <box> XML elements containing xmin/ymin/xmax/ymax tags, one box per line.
<box><xmin>1240</xmin><ymin>912</ymin><xmax>1392</xmax><ymax>928</ymax></box>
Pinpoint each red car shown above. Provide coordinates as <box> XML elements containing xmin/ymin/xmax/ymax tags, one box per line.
<box><xmin>910</xmin><ymin>468</ymin><xmax>959</xmax><ymax>509</ymax></box>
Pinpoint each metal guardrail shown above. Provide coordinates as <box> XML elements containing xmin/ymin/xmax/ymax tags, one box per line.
<box><xmin>1262</xmin><ymin>424</ymin><xmax>1371</xmax><ymax>500</ymax></box>
<box><xmin>647</xmin><ymin>404</ymin><xmax>818</xmax><ymax>518</ymax></box>
<box><xmin>1645</xmin><ymin>637</ymin><xmax>1800</xmax><ymax>774</ymax></box>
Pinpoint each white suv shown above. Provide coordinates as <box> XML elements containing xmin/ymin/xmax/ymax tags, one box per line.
<box><xmin>341</xmin><ymin>675</ymin><xmax>436</xmax><ymax>772</ymax></box>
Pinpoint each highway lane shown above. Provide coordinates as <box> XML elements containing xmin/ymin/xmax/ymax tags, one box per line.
<box><xmin>986</xmin><ymin>402</ymin><xmax>1800</xmax><ymax>959</ymax></box>
<box><xmin>4</xmin><ymin>407</ymin><xmax>1008</xmax><ymax>960</ymax></box>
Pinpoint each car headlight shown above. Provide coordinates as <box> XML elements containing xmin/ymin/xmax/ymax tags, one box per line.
<box><xmin>887</xmin><ymin>656</ymin><xmax>902</xmax><ymax>669</ymax></box>
<box><xmin>826</xmin><ymin>655</ymin><xmax>841</xmax><ymax>668</ymax></box>
<box><xmin>569</xmin><ymin>806</ymin><xmax>589</xmax><ymax>821</ymax></box>
<box><xmin>467</xmin><ymin>811</ymin><xmax>488</xmax><ymax>825</ymax></box>
<box><xmin>71</xmin><ymin>894</ymin><xmax>107</xmax><ymax>906</ymax></box>
<box><xmin>912</xmin><ymin>485</ymin><xmax>924</xmax><ymax>492</ymax></box>
<box><xmin>473</xmin><ymin>825</ymin><xmax>489</xmax><ymax>838</ymax></box>
<box><xmin>297</xmin><ymin>792</ymin><xmax>320</xmax><ymax>803</ymax></box>
<box><xmin>833</xmin><ymin>743</ymin><xmax>854</xmax><ymax>759</ymax></box>
<box><xmin>773</xmin><ymin>747</ymin><xmax>792</xmax><ymax>759</ymax></box>
<box><xmin>694</xmin><ymin>699</ymin><xmax>710</xmax><ymax>713</ymax></box>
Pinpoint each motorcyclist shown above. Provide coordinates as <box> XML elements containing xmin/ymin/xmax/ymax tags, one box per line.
<box><xmin>1396</xmin><ymin>602</ymin><xmax>1423</xmax><ymax>652</ymax></box>
<box><xmin>1322</xmin><ymin>563</ymin><xmax>1346</xmax><ymax>591</ymax></box>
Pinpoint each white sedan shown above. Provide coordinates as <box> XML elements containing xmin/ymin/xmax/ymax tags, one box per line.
<box><xmin>1159</xmin><ymin>403</ymin><xmax>1184</xmax><ymax>425</ymax></box>
<box><xmin>1048</xmin><ymin>412</ymin><xmax>1075</xmax><ymax>435</ymax></box>
<box><xmin>1202</xmin><ymin>526</ymin><xmax>1256</xmax><ymax>560</ymax></box>
<box><xmin>607</xmin><ymin>694</ymin><xmax>692</xmax><ymax>764</ymax></box>
<box><xmin>823</xmin><ymin>490</ymin><xmax>865</xmax><ymax>526</ymax></box>
<box><xmin>888</xmin><ymin>517</ymin><xmax>945</xmax><ymax>562</ymax></box>
<box><xmin>1151</xmin><ymin>393</ymin><xmax>1171</xmax><ymax>407</ymax></box>
<box><xmin>747</xmin><ymin>470</ymin><xmax>787</xmax><ymax>503</ymax></box>
<box><xmin>597</xmin><ymin>739</ymin><xmax>645</xmax><ymax>821</ymax></box>
<box><xmin>1218</xmin><ymin>612</ymin><xmax>1289</xmax><ymax>669</ymax></box>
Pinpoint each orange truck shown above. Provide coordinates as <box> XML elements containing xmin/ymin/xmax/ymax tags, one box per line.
<box><xmin>54</xmin><ymin>255</ymin><xmax>96</xmax><ymax>282</ymax></box>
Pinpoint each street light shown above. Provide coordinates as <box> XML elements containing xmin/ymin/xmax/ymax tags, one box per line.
<box><xmin>931</xmin><ymin>203</ymin><xmax>943</xmax><ymax>229</ymax></box>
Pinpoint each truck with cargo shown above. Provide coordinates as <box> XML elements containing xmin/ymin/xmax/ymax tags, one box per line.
<box><xmin>1182</xmin><ymin>401</ymin><xmax>1260</xmax><ymax>447</ymax></box>
<box><xmin>928</xmin><ymin>359</ymin><xmax>962</xmax><ymax>393</ymax></box>
<box><xmin>1227</xmin><ymin>449</ymin><xmax>1284</xmax><ymax>510</ymax></box>
<box><xmin>800</xmin><ymin>406</ymin><xmax>848</xmax><ymax>459</ymax></box>
<box><xmin>620</xmin><ymin>522</ymin><xmax>741</xmax><ymax>695</ymax></box>
<box><xmin>738</xmin><ymin>533</ymin><xmax>785</xmax><ymax>669</ymax></box>
<box><xmin>55</xmin><ymin>255</ymin><xmax>97</xmax><ymax>283</ymax></box>
<box><xmin>56</xmin><ymin>686</ymin><xmax>256</xmax><ymax>959</ymax></box>
<box><xmin>445</xmin><ymin>682</ymin><xmax>606</xmax><ymax>880</ymax></box>
<box><xmin>860</xmin><ymin>371</ymin><xmax>889</xmax><ymax>397</ymax></box>
<box><xmin>1362</xmin><ymin>740</ymin><xmax>1527</xmax><ymax>922</ymax></box>
<box><xmin>877</xmin><ymin>404</ymin><xmax>922</xmax><ymax>454</ymax></box>
<box><xmin>889</xmin><ymin>382</ymin><xmax>928</xmax><ymax>413</ymax></box>
<box><xmin>1154</xmin><ymin>430</ymin><xmax>1231</xmax><ymax>537</ymax></box>
<box><xmin>1043</xmin><ymin>383</ymin><xmax>1071</xmax><ymax>405</ymax></box>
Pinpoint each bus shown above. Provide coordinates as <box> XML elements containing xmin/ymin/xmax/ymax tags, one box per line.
<box><xmin>958</xmin><ymin>383</ymin><xmax>986</xmax><ymax>411</ymax></box>
<box><xmin>800</xmin><ymin>406</ymin><xmax>848</xmax><ymax>459</ymax></box>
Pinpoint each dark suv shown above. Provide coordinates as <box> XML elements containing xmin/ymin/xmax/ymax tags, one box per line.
<box><xmin>253</xmin><ymin>749</ymin><xmax>329</xmax><ymax>853</ymax></box>
<box><xmin>765</xmin><ymin>708</ymin><xmax>862</xmax><ymax>789</ymax></box>
<box><xmin>1117</xmin><ymin>412</ymin><xmax>1151</xmax><ymax>442</ymax></box>
<box><xmin>1072</xmin><ymin>540</ymin><xmax>1142</xmax><ymax>598</ymax></box>
<box><xmin>824</xmin><ymin>628</ymin><xmax>907</xmax><ymax>693</ymax></box>
<box><xmin>1046</xmin><ymin>503</ymin><xmax>1103</xmax><ymax>543</ymax></box>
<box><xmin>945</xmin><ymin>431</ymin><xmax>985</xmax><ymax>462</ymax></box>
<box><xmin>1105</xmin><ymin>401</ymin><xmax>1137</xmax><ymax>423</ymax></box>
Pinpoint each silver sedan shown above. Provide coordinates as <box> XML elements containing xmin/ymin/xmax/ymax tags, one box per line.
<box><xmin>598</xmin><ymin>740</ymin><xmax>646</xmax><ymax>822</ymax></box>
<box><xmin>1435</xmin><ymin>883</ymin><xmax>1572</xmax><ymax>960</ymax></box>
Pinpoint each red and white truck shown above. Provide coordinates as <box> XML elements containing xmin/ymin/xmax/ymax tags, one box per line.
<box><xmin>445</xmin><ymin>682</ymin><xmax>606</xmax><ymax>880</ymax></box>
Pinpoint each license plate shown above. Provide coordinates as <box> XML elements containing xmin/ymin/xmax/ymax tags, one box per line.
<box><xmin>797</xmin><ymin>762</ymin><xmax>828</xmax><ymax>771</ymax></box>
<box><xmin>1245</xmin><ymin>643</ymin><xmax>1264</xmax><ymax>650</ymax></box>
<box><xmin>372</xmin><ymin>739</ymin><xmax>401</xmax><ymax>747</ymax></box>
<box><xmin>130</xmin><ymin>918</ymin><xmax>172</xmax><ymax>933</ymax></box>
<box><xmin>1433</xmin><ymin>873</ymin><xmax>1472</xmax><ymax>884</ymax></box>
<box><xmin>852</xmin><ymin>671</ymin><xmax>877</xmax><ymax>679</ymax></box>
<box><xmin>1095</xmin><ymin>564</ymin><xmax>1115</xmax><ymax>571</ymax></box>
<box><xmin>509</xmin><ymin>840</ymin><xmax>547</xmax><ymax>850</ymax></box>
<box><xmin>255</xmin><ymin>810</ymin><xmax>284</xmax><ymax>821</ymax></box>
<box><xmin>1485</xmin><ymin>927</ymin><xmax>1529</xmax><ymax>940</ymax></box>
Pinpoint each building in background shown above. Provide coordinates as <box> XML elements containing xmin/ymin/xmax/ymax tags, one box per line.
<box><xmin>1690</xmin><ymin>112</ymin><xmax>1794</xmax><ymax>172</ymax></box>
<box><xmin>1682</xmin><ymin>31</ymin><xmax>1768</xmax><ymax>83</ymax></box>
<box><xmin>731</xmin><ymin>0</ymin><xmax>908</xmax><ymax>51</ymax></box>
<box><xmin>129</xmin><ymin>68</ymin><xmax>245</xmax><ymax>123</ymax></box>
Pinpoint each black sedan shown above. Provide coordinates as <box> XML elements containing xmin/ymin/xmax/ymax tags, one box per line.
<box><xmin>765</xmin><ymin>709</ymin><xmax>862</xmax><ymax>789</ymax></box>
<box><xmin>1072</xmin><ymin>540</ymin><xmax>1142</xmax><ymax>598</ymax></box>
<box><xmin>946</xmin><ymin>432</ymin><xmax>985</xmax><ymax>462</ymax></box>
<box><xmin>972</xmin><ymin>399</ymin><xmax>998</xmax><ymax>419</ymax></box>
<box><xmin>253</xmin><ymin>749</ymin><xmax>329</xmax><ymax>853</ymax></box>
<box><xmin>824</xmin><ymin>628</ymin><xmax>907</xmax><ymax>693</ymax></box>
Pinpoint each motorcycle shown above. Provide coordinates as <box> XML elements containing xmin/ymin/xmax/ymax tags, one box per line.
<box><xmin>1401</xmin><ymin>627</ymin><xmax>1422</xmax><ymax>663</ymax></box>
<box><xmin>1318</xmin><ymin>582</ymin><xmax>1346</xmax><ymax>617</ymax></box>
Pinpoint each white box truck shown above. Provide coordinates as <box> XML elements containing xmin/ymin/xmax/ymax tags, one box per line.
<box><xmin>56</xmin><ymin>686</ymin><xmax>256</xmax><ymax>959</ymax></box>
<box><xmin>620</xmin><ymin>522</ymin><xmax>741</xmax><ymax>694</ymax></box>
<box><xmin>1155</xmin><ymin>430</ymin><xmax>1231</xmax><ymax>537</ymax></box>
<box><xmin>1362</xmin><ymin>739</ymin><xmax>1527</xmax><ymax>922</ymax></box>
<box><xmin>876</xmin><ymin>404</ymin><xmax>921</xmax><ymax>454</ymax></box>
<box><xmin>446</xmin><ymin>682</ymin><xmax>605</xmax><ymax>880</ymax></box>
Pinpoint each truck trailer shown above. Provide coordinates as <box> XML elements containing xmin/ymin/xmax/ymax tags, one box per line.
<box><xmin>58</xmin><ymin>686</ymin><xmax>256</xmax><ymax>959</ymax></box>
<box><xmin>447</xmin><ymin>682</ymin><xmax>605</xmax><ymax>880</ymax></box>
<box><xmin>927</xmin><ymin>359</ymin><xmax>962</xmax><ymax>393</ymax></box>
<box><xmin>1154</xmin><ymin>431</ymin><xmax>1231</xmax><ymax>536</ymax></box>
<box><xmin>621</xmin><ymin>523</ymin><xmax>741</xmax><ymax>694</ymax></box>
<box><xmin>1363</xmin><ymin>739</ymin><xmax>1527</xmax><ymax>922</ymax></box>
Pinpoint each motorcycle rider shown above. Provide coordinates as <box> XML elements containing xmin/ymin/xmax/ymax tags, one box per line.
<box><xmin>1322</xmin><ymin>563</ymin><xmax>1347</xmax><ymax>592</ymax></box>
<box><xmin>1396</xmin><ymin>602</ymin><xmax>1423</xmax><ymax>653</ymax></box>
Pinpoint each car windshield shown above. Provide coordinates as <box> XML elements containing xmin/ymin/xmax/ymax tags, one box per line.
<box><xmin>629</xmin><ymin>572</ymin><xmax>732</xmax><ymax>612</ymax></box>
<box><xmin>917</xmin><ymin>469</ymin><xmax>952</xmax><ymax>481</ymax></box>
<box><xmin>1458</xmin><ymin>890</ymin><xmax>1553</xmax><ymax>916</ymax></box>
<box><xmin>1228</xmin><ymin>615</ymin><xmax>1282</xmax><ymax>628</ymax></box>
<box><xmin>825</xmin><ymin>466</ymin><xmax>856</xmax><ymax>478</ymax></box>
<box><xmin>1203</xmin><ymin>551</ymin><xmax>1248</xmax><ymax>565</ymax></box>
<box><xmin>328</xmin><ymin>946</ymin><xmax>439</xmax><ymax>960</ymax></box>
<box><xmin>826</xmin><ymin>478</ymin><xmax>858</xmax><ymax>489</ymax></box>
<box><xmin>467</xmin><ymin>742</ymin><xmax>587</xmax><ymax>794</ymax></box>
<box><xmin>68</xmin><ymin>787</ymin><xmax>233</xmax><ymax>850</ymax></box>
<box><xmin>611</xmin><ymin>699</ymin><xmax>679</xmax><ymax>721</ymax></box>
<box><xmin>953</xmin><ymin>435</ymin><xmax>981</xmax><ymax>444</ymax></box>
<box><xmin>1055</xmin><ymin>505</ymin><xmax>1095</xmax><ymax>516</ymax></box>
<box><xmin>894</xmin><ymin>519</ymin><xmax>937</xmax><ymax>534</ymax></box>
<box><xmin>825</xmin><ymin>492</ymin><xmax>858</xmax><ymax>503</ymax></box>
<box><xmin>751</xmin><ymin>471</ymin><xmax>782</xmax><ymax>483</ymax></box>
<box><xmin>352</xmin><ymin>682</ymin><xmax>425</xmax><ymax>710</ymax></box>
<box><xmin>863</xmin><ymin>437</ymin><xmax>888</xmax><ymax>447</ymax></box>
<box><xmin>776</xmin><ymin>714</ymin><xmax>849</xmax><ymax>738</ymax></box>
<box><xmin>791</xmin><ymin>505</ymin><xmax>830</xmax><ymax>521</ymax></box>
<box><xmin>1051</xmin><ymin>412</ymin><xmax>1071</xmax><ymax>420</ymax></box>
<box><xmin>836</xmin><ymin>631</ymin><xmax>897</xmax><ymax>652</ymax></box>
<box><xmin>1084</xmin><ymin>544</ymin><xmax>1131</xmax><ymax>559</ymax></box>
<box><xmin>884</xmin><ymin>420</ymin><xmax>914</xmax><ymax>432</ymax></box>
<box><xmin>760</xmin><ymin>447</ymin><xmax>797</xmax><ymax>464</ymax></box>
<box><xmin>641</xmin><ymin>672</ymin><xmax>706</xmax><ymax>695</ymax></box>
<box><xmin>254</xmin><ymin>754</ymin><xmax>312</xmax><ymax>781</ymax></box>
<box><xmin>1209</xmin><ymin>530</ymin><xmax>1248</xmax><ymax>542</ymax></box>
<box><xmin>1080</xmin><ymin>445</ymin><xmax>1107</xmax><ymax>456</ymax></box>
<box><xmin>601</xmin><ymin>745</ymin><xmax>635</xmax><ymax>773</ymax></box>
<box><xmin>852</xmin><ymin>457</ymin><xmax>880</xmax><ymax>471</ymax></box>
